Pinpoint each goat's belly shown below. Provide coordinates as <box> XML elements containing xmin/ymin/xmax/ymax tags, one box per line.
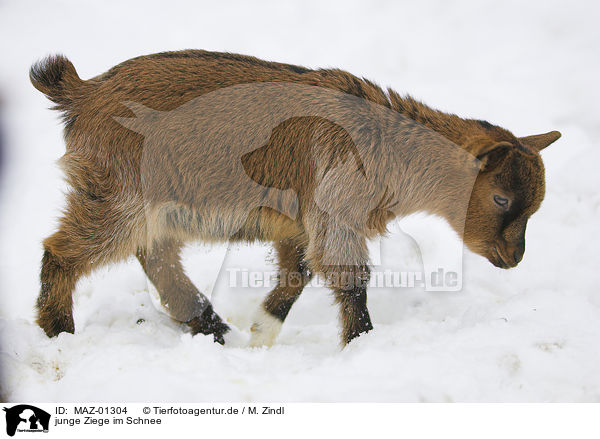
<box><xmin>147</xmin><ymin>202</ymin><xmax>303</xmax><ymax>244</ymax></box>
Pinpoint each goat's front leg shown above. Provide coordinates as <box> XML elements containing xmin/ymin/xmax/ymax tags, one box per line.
<box><xmin>250</xmin><ymin>239</ymin><xmax>312</xmax><ymax>347</ymax></box>
<box><xmin>305</xmin><ymin>219</ymin><xmax>373</xmax><ymax>346</ymax></box>
<box><xmin>329</xmin><ymin>264</ymin><xmax>373</xmax><ymax>345</ymax></box>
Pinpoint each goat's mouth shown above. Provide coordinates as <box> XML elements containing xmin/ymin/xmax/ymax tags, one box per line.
<box><xmin>490</xmin><ymin>245</ymin><xmax>513</xmax><ymax>269</ymax></box>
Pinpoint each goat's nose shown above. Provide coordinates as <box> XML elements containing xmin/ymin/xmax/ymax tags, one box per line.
<box><xmin>509</xmin><ymin>241</ymin><xmax>525</xmax><ymax>265</ymax></box>
<box><xmin>513</xmin><ymin>249</ymin><xmax>523</xmax><ymax>264</ymax></box>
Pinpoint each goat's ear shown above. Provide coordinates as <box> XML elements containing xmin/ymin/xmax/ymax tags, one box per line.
<box><xmin>518</xmin><ymin>130</ymin><xmax>561</xmax><ymax>151</ymax></box>
<box><xmin>476</xmin><ymin>141</ymin><xmax>513</xmax><ymax>171</ymax></box>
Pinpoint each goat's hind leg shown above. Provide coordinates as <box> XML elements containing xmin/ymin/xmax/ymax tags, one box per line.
<box><xmin>37</xmin><ymin>193</ymin><xmax>130</xmax><ymax>337</ymax></box>
<box><xmin>37</xmin><ymin>232</ymin><xmax>84</xmax><ymax>337</ymax></box>
<box><xmin>136</xmin><ymin>239</ymin><xmax>230</xmax><ymax>344</ymax></box>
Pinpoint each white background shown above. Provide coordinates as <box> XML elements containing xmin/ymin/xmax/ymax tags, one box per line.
<box><xmin>0</xmin><ymin>0</ymin><xmax>599</xmax><ymax>403</ymax></box>
<box><xmin>2</xmin><ymin>403</ymin><xmax>600</xmax><ymax>439</ymax></box>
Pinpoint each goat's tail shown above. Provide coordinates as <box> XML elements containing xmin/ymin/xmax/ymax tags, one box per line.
<box><xmin>30</xmin><ymin>55</ymin><xmax>85</xmax><ymax>125</ymax></box>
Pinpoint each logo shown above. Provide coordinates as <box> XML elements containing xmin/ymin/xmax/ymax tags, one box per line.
<box><xmin>2</xmin><ymin>405</ymin><xmax>50</xmax><ymax>436</ymax></box>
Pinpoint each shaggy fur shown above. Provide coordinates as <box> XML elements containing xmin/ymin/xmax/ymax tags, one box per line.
<box><xmin>30</xmin><ymin>50</ymin><xmax>560</xmax><ymax>346</ymax></box>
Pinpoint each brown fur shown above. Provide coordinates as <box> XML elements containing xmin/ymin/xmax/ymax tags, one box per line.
<box><xmin>30</xmin><ymin>50</ymin><xmax>560</xmax><ymax>345</ymax></box>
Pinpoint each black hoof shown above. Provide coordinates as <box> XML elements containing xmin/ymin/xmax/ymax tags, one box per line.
<box><xmin>37</xmin><ymin>312</ymin><xmax>75</xmax><ymax>338</ymax></box>
<box><xmin>187</xmin><ymin>305</ymin><xmax>230</xmax><ymax>345</ymax></box>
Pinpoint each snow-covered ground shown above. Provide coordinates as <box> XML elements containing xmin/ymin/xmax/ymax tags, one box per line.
<box><xmin>1</xmin><ymin>0</ymin><xmax>599</xmax><ymax>402</ymax></box>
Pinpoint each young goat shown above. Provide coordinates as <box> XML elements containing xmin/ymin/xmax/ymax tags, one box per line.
<box><xmin>31</xmin><ymin>50</ymin><xmax>560</xmax><ymax>346</ymax></box>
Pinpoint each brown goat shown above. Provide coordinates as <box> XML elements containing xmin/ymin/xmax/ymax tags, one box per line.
<box><xmin>30</xmin><ymin>50</ymin><xmax>560</xmax><ymax>346</ymax></box>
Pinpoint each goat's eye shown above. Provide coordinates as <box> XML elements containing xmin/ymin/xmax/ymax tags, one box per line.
<box><xmin>493</xmin><ymin>194</ymin><xmax>509</xmax><ymax>209</ymax></box>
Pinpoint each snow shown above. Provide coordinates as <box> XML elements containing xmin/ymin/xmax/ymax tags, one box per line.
<box><xmin>1</xmin><ymin>0</ymin><xmax>599</xmax><ymax>402</ymax></box>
